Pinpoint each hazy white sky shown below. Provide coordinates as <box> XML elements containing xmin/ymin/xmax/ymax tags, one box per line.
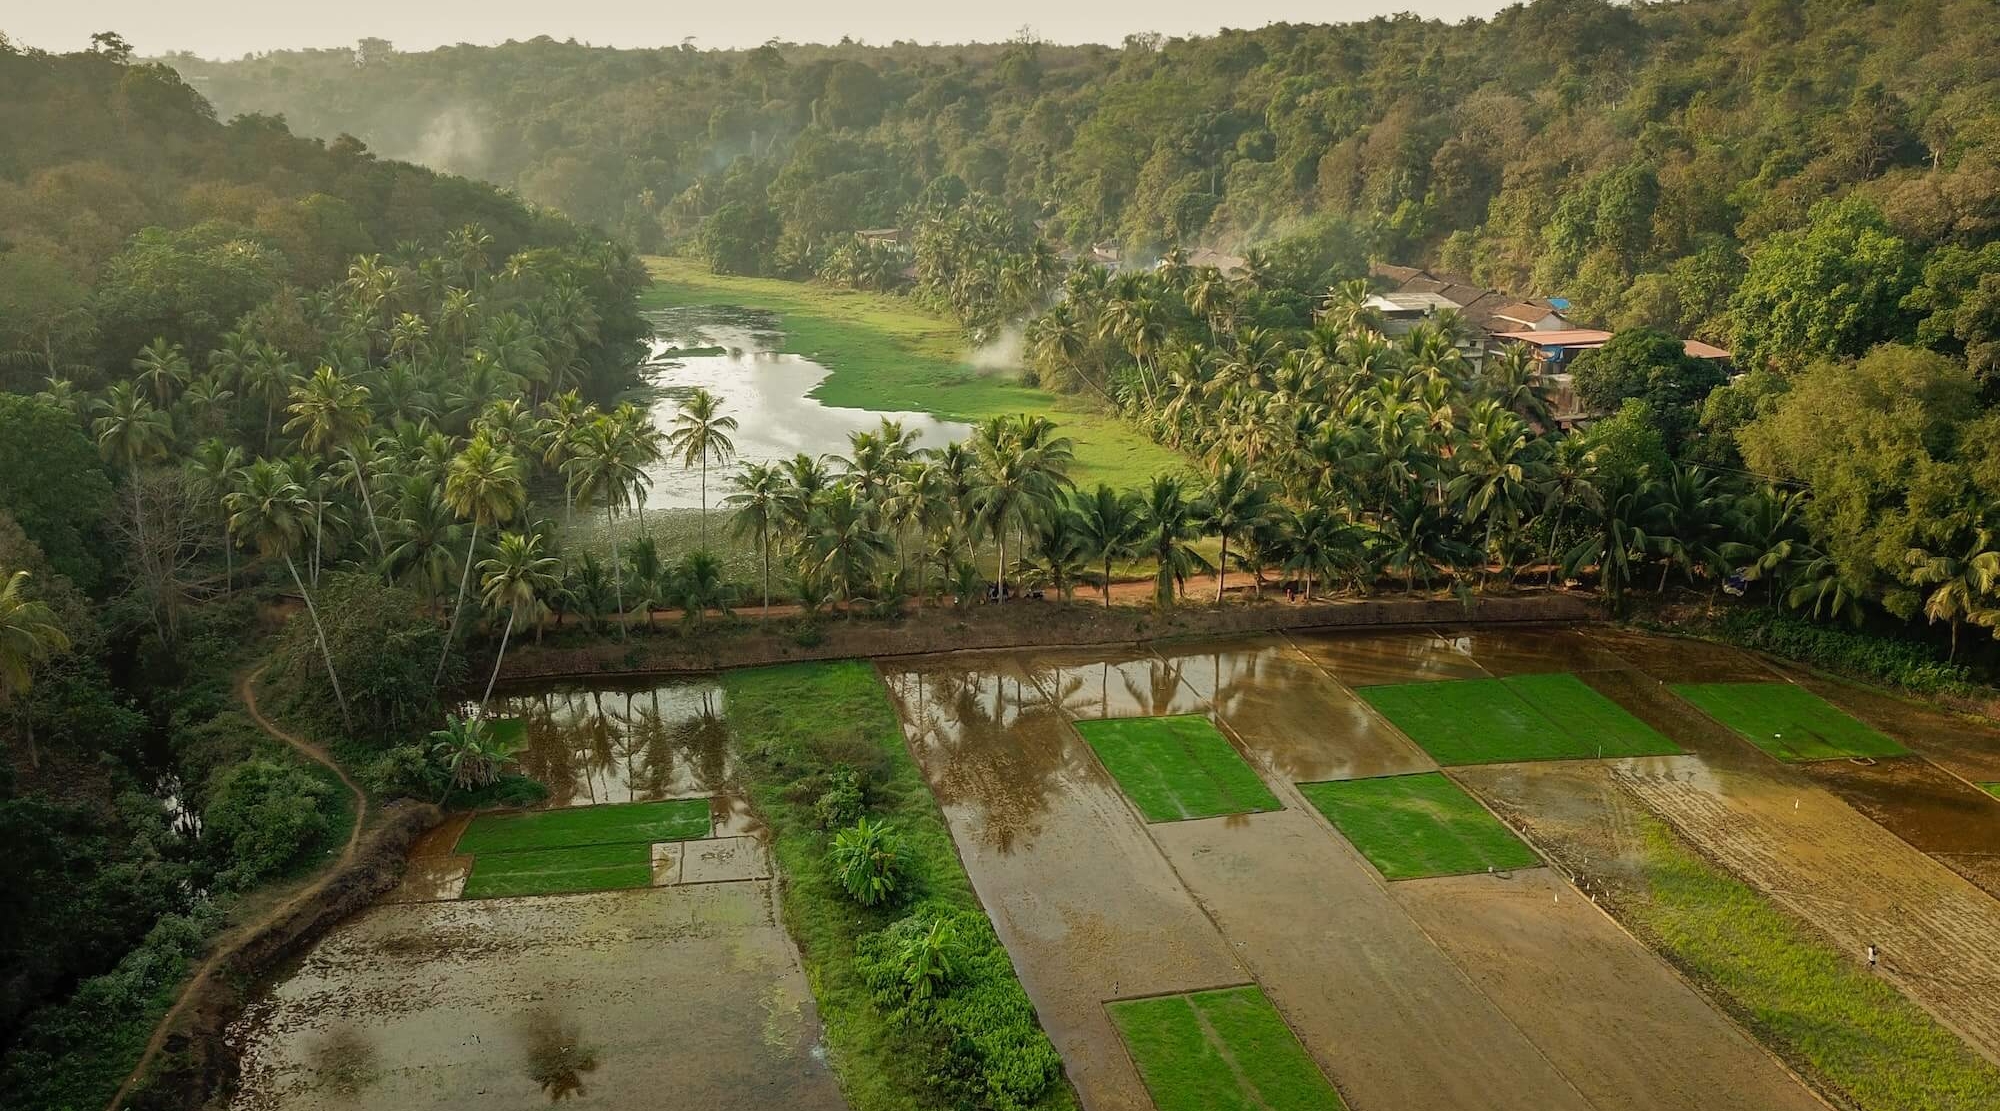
<box><xmin>10</xmin><ymin>2</ymin><xmax>1508</xmax><ymax>58</ymax></box>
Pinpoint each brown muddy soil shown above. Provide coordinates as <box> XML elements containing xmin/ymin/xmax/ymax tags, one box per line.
<box><xmin>1393</xmin><ymin>869</ymin><xmax>1822</xmax><ymax>1111</ymax></box>
<box><xmin>1016</xmin><ymin>644</ymin><xmax>1213</xmax><ymax>720</ymax></box>
<box><xmin>1157</xmin><ymin>634</ymin><xmax>1433</xmax><ymax>781</ymax></box>
<box><xmin>1285</xmin><ymin>627</ymin><xmax>1491</xmax><ymax>686</ymax></box>
<box><xmin>226</xmin><ymin>881</ymin><xmax>842</xmax><ymax>1111</ymax></box>
<box><xmin>1800</xmin><ymin>756</ymin><xmax>2000</xmax><ymax>898</ymax></box>
<box><xmin>1614</xmin><ymin>753</ymin><xmax>2000</xmax><ymax>1064</ymax></box>
<box><xmin>1148</xmin><ymin>811</ymin><xmax>1595</xmax><ymax>1111</ymax></box>
<box><xmin>1579</xmin><ymin>627</ymin><xmax>1778</xmax><ymax>684</ymax></box>
<box><xmin>878</xmin><ymin>657</ymin><xmax>1245</xmax><ymax>1111</ymax></box>
<box><xmin>1777</xmin><ymin>666</ymin><xmax>2000</xmax><ymax>785</ymax></box>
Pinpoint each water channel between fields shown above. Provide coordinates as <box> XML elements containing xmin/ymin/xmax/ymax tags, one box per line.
<box><xmin>635</xmin><ymin>305</ymin><xmax>971</xmax><ymax>510</ymax></box>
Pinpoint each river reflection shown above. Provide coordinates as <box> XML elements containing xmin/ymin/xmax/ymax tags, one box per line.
<box><xmin>638</xmin><ymin>307</ymin><xmax>971</xmax><ymax>510</ymax></box>
<box><xmin>487</xmin><ymin>679</ymin><xmax>733</xmax><ymax>808</ymax></box>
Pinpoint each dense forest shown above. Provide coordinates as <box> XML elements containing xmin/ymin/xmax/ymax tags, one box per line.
<box><xmin>171</xmin><ymin>0</ymin><xmax>2000</xmax><ymax>366</ymax></box>
<box><xmin>0</xmin><ymin>32</ymin><xmax>647</xmax><ymax>1107</ymax></box>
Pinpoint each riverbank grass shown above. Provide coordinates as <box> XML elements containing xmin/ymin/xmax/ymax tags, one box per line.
<box><xmin>1299</xmin><ymin>772</ymin><xmax>1541</xmax><ymax>880</ymax></box>
<box><xmin>1626</xmin><ymin>817</ymin><xmax>2000</xmax><ymax>1108</ymax></box>
<box><xmin>1074</xmin><ymin>714</ymin><xmax>1282</xmax><ymax>821</ymax></box>
<box><xmin>1670</xmin><ymin>681</ymin><xmax>1908</xmax><ymax>761</ymax></box>
<box><xmin>1362</xmin><ymin>675</ymin><xmax>1679</xmax><ymax>764</ymax></box>
<box><xmin>1108</xmin><ymin>986</ymin><xmax>1346</xmax><ymax>1111</ymax></box>
<box><xmin>644</xmin><ymin>256</ymin><xmax>1184</xmax><ymax>490</ymax></box>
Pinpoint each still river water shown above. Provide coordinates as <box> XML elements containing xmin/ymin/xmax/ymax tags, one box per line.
<box><xmin>636</xmin><ymin>306</ymin><xmax>971</xmax><ymax>510</ymax></box>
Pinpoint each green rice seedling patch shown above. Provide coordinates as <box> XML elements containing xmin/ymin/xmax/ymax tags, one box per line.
<box><xmin>1299</xmin><ymin>773</ymin><xmax>1541</xmax><ymax>879</ymax></box>
<box><xmin>1073</xmin><ymin>715</ymin><xmax>1281</xmax><ymax>821</ymax></box>
<box><xmin>1671</xmin><ymin>682</ymin><xmax>1907</xmax><ymax>762</ymax></box>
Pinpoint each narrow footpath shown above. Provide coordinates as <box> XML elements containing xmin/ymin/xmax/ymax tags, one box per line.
<box><xmin>103</xmin><ymin>666</ymin><xmax>368</xmax><ymax>1111</ymax></box>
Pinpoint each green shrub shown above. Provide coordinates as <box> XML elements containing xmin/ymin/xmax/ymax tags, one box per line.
<box><xmin>829</xmin><ymin>817</ymin><xmax>913</xmax><ymax>907</ymax></box>
<box><xmin>362</xmin><ymin>744</ymin><xmax>443</xmax><ymax>800</ymax></box>
<box><xmin>1707</xmin><ymin>609</ymin><xmax>1980</xmax><ymax>695</ymax></box>
<box><xmin>201</xmin><ymin>759</ymin><xmax>332</xmax><ymax>889</ymax></box>
<box><xmin>813</xmin><ymin>765</ymin><xmax>867</xmax><ymax>831</ymax></box>
<box><xmin>857</xmin><ymin>901</ymin><xmax>1066</xmax><ymax>1111</ymax></box>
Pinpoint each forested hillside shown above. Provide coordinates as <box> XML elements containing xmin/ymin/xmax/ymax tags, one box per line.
<box><xmin>0</xmin><ymin>32</ymin><xmax>646</xmax><ymax>1108</ymax></box>
<box><xmin>172</xmin><ymin>0</ymin><xmax>2000</xmax><ymax>366</ymax></box>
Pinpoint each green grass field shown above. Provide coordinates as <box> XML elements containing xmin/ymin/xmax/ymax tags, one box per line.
<box><xmin>1298</xmin><ymin>773</ymin><xmax>1542</xmax><ymax>880</ymax></box>
<box><xmin>455</xmin><ymin>798</ymin><xmax>712</xmax><ymax>855</ymax></box>
<box><xmin>1360</xmin><ymin>674</ymin><xmax>1680</xmax><ymax>765</ymax></box>
<box><xmin>1984</xmin><ymin>783</ymin><xmax>2000</xmax><ymax>799</ymax></box>
<box><xmin>1073</xmin><ymin>715</ymin><xmax>1283</xmax><ymax>821</ymax></box>
<box><xmin>1108</xmin><ymin>986</ymin><xmax>1346</xmax><ymax>1111</ymax></box>
<box><xmin>1625</xmin><ymin>816</ymin><xmax>2000</xmax><ymax>1108</ymax></box>
<box><xmin>460</xmin><ymin>842</ymin><xmax>654</xmax><ymax>899</ymax></box>
<box><xmin>1670</xmin><ymin>682</ymin><xmax>1908</xmax><ymax>762</ymax></box>
<box><xmin>644</xmin><ymin>256</ymin><xmax>1185</xmax><ymax>490</ymax></box>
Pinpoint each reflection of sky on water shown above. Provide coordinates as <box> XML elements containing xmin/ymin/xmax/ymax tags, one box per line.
<box><xmin>637</xmin><ymin>307</ymin><xmax>971</xmax><ymax>510</ymax></box>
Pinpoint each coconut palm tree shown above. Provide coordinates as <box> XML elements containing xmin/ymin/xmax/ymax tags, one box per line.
<box><xmin>1069</xmin><ymin>484</ymin><xmax>1145</xmax><ymax>606</ymax></box>
<box><xmin>1135</xmin><ymin>474</ymin><xmax>1212</xmax><ymax>607</ymax></box>
<box><xmin>132</xmin><ymin>338</ymin><xmax>191</xmax><ymax>407</ymax></box>
<box><xmin>664</xmin><ymin>550</ymin><xmax>736</xmax><ymax>630</ymax></box>
<box><xmin>285</xmin><ymin>366</ymin><xmax>384</xmax><ymax>561</ymax></box>
<box><xmin>476</xmin><ymin>531</ymin><xmax>561</xmax><ymax>709</ymax></box>
<box><xmin>227</xmin><ymin>460</ymin><xmax>351</xmax><ymax>728</ymax></box>
<box><xmin>1905</xmin><ymin>529</ymin><xmax>2000</xmax><ymax>660</ymax></box>
<box><xmin>185</xmin><ymin>438</ymin><xmax>243</xmax><ymax>591</ymax></box>
<box><xmin>724</xmin><ymin>462</ymin><xmax>784</xmax><ymax>613</ymax></box>
<box><xmin>566</xmin><ymin>418</ymin><xmax>643</xmax><ymax>636</ymax></box>
<box><xmin>437</xmin><ymin>434</ymin><xmax>527</xmax><ymax>683</ymax></box>
<box><xmin>810</xmin><ymin>484</ymin><xmax>893</xmax><ymax>610</ymax></box>
<box><xmin>429</xmin><ymin>713</ymin><xmax>525</xmax><ymax>803</ymax></box>
<box><xmin>1722</xmin><ymin>486</ymin><xmax>1810</xmax><ymax>609</ymax></box>
<box><xmin>1201</xmin><ymin>457</ymin><xmax>1273</xmax><ymax>602</ymax></box>
<box><xmin>382</xmin><ymin>474</ymin><xmax>463</xmax><ymax>604</ymax></box>
<box><xmin>0</xmin><ymin>569</ymin><xmax>70</xmax><ymax>767</ymax></box>
<box><xmin>970</xmin><ymin>416</ymin><xmax>1073</xmax><ymax>601</ymax></box>
<box><xmin>665</xmin><ymin>387</ymin><xmax>739</xmax><ymax>544</ymax></box>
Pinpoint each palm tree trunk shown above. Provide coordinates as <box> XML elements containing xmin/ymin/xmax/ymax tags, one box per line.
<box><xmin>1547</xmin><ymin>501</ymin><xmax>1568</xmax><ymax>588</ymax></box>
<box><xmin>699</xmin><ymin>456</ymin><xmax>708</xmax><ymax>547</ymax></box>
<box><xmin>434</xmin><ymin>519</ymin><xmax>480</xmax><ymax>686</ymax></box>
<box><xmin>609</xmin><ymin>506</ymin><xmax>627</xmax><ymax>640</ymax></box>
<box><xmin>479</xmin><ymin>607</ymin><xmax>516</xmax><ymax>711</ymax></box>
<box><xmin>1103</xmin><ymin>557</ymin><xmax>1114</xmax><ymax>606</ymax></box>
<box><xmin>1216</xmin><ymin>535</ymin><xmax>1229</xmax><ymax>602</ymax></box>
<box><xmin>761</xmin><ymin>532</ymin><xmax>771</xmax><ymax>613</ymax></box>
<box><xmin>996</xmin><ymin>525</ymin><xmax>1007</xmax><ymax>603</ymax></box>
<box><xmin>354</xmin><ymin>454</ymin><xmax>387</xmax><ymax>565</ymax></box>
<box><xmin>287</xmin><ymin>554</ymin><xmax>352</xmax><ymax>728</ymax></box>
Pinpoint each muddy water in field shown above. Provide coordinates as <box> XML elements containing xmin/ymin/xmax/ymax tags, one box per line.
<box><xmin>1018</xmin><ymin>644</ymin><xmax>1213</xmax><ymax>720</ymax></box>
<box><xmin>1286</xmin><ymin>627</ymin><xmax>1490</xmax><ymax>686</ymax></box>
<box><xmin>879</xmin><ymin>657</ymin><xmax>1244</xmax><ymax>1111</ymax></box>
<box><xmin>1155</xmin><ymin>634</ymin><xmax>1433</xmax><ymax>781</ymax></box>
<box><xmin>1393</xmin><ymin>869</ymin><xmax>1822</xmax><ymax>1111</ymax></box>
<box><xmin>1800</xmin><ymin>756</ymin><xmax>2000</xmax><ymax>898</ymax></box>
<box><xmin>1451</xmin><ymin>624</ymin><xmax>1629</xmax><ymax>677</ymax></box>
<box><xmin>228</xmin><ymin>882</ymin><xmax>843</xmax><ymax>1110</ymax></box>
<box><xmin>1579</xmin><ymin>627</ymin><xmax>1778</xmax><ymax>684</ymax></box>
<box><xmin>488</xmin><ymin>678</ymin><xmax>734</xmax><ymax>807</ymax></box>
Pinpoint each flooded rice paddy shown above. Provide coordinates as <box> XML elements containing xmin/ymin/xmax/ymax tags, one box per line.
<box><xmin>885</xmin><ymin>626</ymin><xmax>1997</xmax><ymax>1109</ymax></box>
<box><xmin>237</xmin><ymin>625</ymin><xmax>2000</xmax><ymax>1110</ymax></box>
<box><xmin>636</xmin><ymin>307</ymin><xmax>970</xmax><ymax>510</ymax></box>
<box><xmin>229</xmin><ymin>679</ymin><xmax>839</xmax><ymax>1110</ymax></box>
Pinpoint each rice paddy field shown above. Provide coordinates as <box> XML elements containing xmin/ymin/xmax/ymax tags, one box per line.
<box><xmin>231</xmin><ymin>625</ymin><xmax>2000</xmax><ymax>1111</ymax></box>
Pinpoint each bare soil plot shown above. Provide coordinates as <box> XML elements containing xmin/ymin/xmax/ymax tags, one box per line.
<box><xmin>1463</xmin><ymin>758</ymin><xmax>2000</xmax><ymax>1110</ymax></box>
<box><xmin>1286</xmin><ymin>628</ymin><xmax>1489</xmax><ymax>687</ymax></box>
<box><xmin>1614</xmin><ymin>753</ymin><xmax>2000</xmax><ymax>1064</ymax></box>
<box><xmin>1073</xmin><ymin>714</ymin><xmax>1282</xmax><ymax>821</ymax></box>
<box><xmin>1800</xmin><ymin>756</ymin><xmax>2000</xmax><ymax>899</ymax></box>
<box><xmin>1108</xmin><ymin>986</ymin><xmax>1345</xmax><ymax>1111</ymax></box>
<box><xmin>1147</xmin><ymin>809</ymin><xmax>1595</xmax><ymax>1111</ymax></box>
<box><xmin>1159</xmin><ymin>635</ymin><xmax>1432</xmax><ymax>781</ymax></box>
<box><xmin>1452</xmin><ymin>625</ymin><xmax>1629</xmax><ymax>677</ymax></box>
<box><xmin>1393</xmin><ymin>868</ymin><xmax>1824</xmax><ymax>1111</ymax></box>
<box><xmin>1299</xmin><ymin>773</ymin><xmax>1541</xmax><ymax>879</ymax></box>
<box><xmin>880</xmin><ymin>657</ymin><xmax>1245</xmax><ymax>1111</ymax></box>
<box><xmin>1672</xmin><ymin>681</ymin><xmax>1907</xmax><ymax>761</ymax></box>
<box><xmin>228</xmin><ymin>881</ymin><xmax>844</xmax><ymax>1111</ymax></box>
